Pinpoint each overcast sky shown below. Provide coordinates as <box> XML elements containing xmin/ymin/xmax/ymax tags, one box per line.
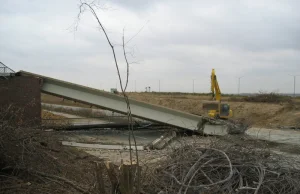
<box><xmin>1</xmin><ymin>0</ymin><xmax>300</xmax><ymax>93</ymax></box>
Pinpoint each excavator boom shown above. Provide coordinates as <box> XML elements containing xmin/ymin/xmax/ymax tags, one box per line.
<box><xmin>211</xmin><ymin>69</ymin><xmax>221</xmax><ymax>101</ymax></box>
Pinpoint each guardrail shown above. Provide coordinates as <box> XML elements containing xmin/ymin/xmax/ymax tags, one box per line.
<box><xmin>0</xmin><ymin>62</ymin><xmax>15</xmax><ymax>79</ymax></box>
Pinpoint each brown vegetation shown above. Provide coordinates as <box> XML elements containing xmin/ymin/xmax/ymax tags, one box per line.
<box><xmin>42</xmin><ymin>104</ymin><xmax>107</xmax><ymax>118</ymax></box>
<box><xmin>126</xmin><ymin>92</ymin><xmax>300</xmax><ymax>128</ymax></box>
<box><xmin>242</xmin><ymin>92</ymin><xmax>292</xmax><ymax>103</ymax></box>
<box><xmin>42</xmin><ymin>92</ymin><xmax>300</xmax><ymax>128</ymax></box>
<box><xmin>42</xmin><ymin>94</ymin><xmax>89</xmax><ymax>108</ymax></box>
<box><xmin>42</xmin><ymin>110</ymin><xmax>65</xmax><ymax>120</ymax></box>
<box><xmin>2</xmin><ymin>104</ymin><xmax>300</xmax><ymax>193</ymax></box>
<box><xmin>0</xmin><ymin>114</ymin><xmax>105</xmax><ymax>193</ymax></box>
<box><xmin>143</xmin><ymin>136</ymin><xmax>300</xmax><ymax>194</ymax></box>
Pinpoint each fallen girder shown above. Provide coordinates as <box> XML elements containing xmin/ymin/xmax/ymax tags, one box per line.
<box><xmin>18</xmin><ymin>71</ymin><xmax>228</xmax><ymax>134</ymax></box>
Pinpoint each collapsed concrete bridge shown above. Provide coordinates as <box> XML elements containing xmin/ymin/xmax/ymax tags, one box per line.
<box><xmin>2</xmin><ymin>70</ymin><xmax>227</xmax><ymax>135</ymax></box>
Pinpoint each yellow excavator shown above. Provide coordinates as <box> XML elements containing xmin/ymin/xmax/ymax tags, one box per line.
<box><xmin>203</xmin><ymin>69</ymin><xmax>233</xmax><ymax>119</ymax></box>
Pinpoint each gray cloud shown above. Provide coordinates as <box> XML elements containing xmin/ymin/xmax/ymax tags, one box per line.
<box><xmin>0</xmin><ymin>0</ymin><xmax>300</xmax><ymax>93</ymax></box>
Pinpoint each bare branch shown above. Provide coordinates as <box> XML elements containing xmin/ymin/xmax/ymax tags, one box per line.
<box><xmin>75</xmin><ymin>2</ymin><xmax>141</xmax><ymax>192</ymax></box>
<box><xmin>123</xmin><ymin>28</ymin><xmax>130</xmax><ymax>91</ymax></box>
<box><xmin>125</xmin><ymin>20</ymin><xmax>149</xmax><ymax>45</ymax></box>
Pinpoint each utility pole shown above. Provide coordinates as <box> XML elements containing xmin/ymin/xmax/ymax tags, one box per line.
<box><xmin>237</xmin><ymin>76</ymin><xmax>244</xmax><ymax>95</ymax></box>
<box><xmin>159</xmin><ymin>80</ymin><xmax>160</xmax><ymax>92</ymax></box>
<box><xmin>135</xmin><ymin>80</ymin><xmax>136</xmax><ymax>92</ymax></box>
<box><xmin>289</xmin><ymin>74</ymin><xmax>300</xmax><ymax>97</ymax></box>
<box><xmin>192</xmin><ymin>79</ymin><xmax>195</xmax><ymax>93</ymax></box>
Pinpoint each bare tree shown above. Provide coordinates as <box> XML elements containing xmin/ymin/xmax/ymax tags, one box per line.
<box><xmin>76</xmin><ymin>1</ymin><xmax>140</xmax><ymax>192</ymax></box>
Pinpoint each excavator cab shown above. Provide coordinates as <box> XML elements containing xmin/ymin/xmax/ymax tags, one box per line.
<box><xmin>203</xmin><ymin>101</ymin><xmax>233</xmax><ymax>119</ymax></box>
<box><xmin>219</xmin><ymin>103</ymin><xmax>232</xmax><ymax>118</ymax></box>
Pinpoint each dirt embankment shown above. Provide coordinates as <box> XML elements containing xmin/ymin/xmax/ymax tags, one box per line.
<box><xmin>42</xmin><ymin>93</ymin><xmax>300</xmax><ymax>128</ymax></box>
<box><xmin>42</xmin><ymin>110</ymin><xmax>65</xmax><ymax>119</ymax></box>
<box><xmin>0</xmin><ymin>126</ymin><xmax>104</xmax><ymax>194</ymax></box>
<box><xmin>42</xmin><ymin>94</ymin><xmax>89</xmax><ymax>108</ymax></box>
<box><xmin>127</xmin><ymin>93</ymin><xmax>300</xmax><ymax>128</ymax></box>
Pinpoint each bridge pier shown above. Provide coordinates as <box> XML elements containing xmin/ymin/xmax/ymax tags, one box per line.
<box><xmin>0</xmin><ymin>75</ymin><xmax>41</xmax><ymax>127</ymax></box>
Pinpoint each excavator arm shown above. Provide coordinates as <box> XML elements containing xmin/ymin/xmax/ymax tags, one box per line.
<box><xmin>211</xmin><ymin>69</ymin><xmax>221</xmax><ymax>101</ymax></box>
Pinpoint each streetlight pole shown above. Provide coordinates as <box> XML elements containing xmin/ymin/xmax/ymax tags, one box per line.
<box><xmin>193</xmin><ymin>79</ymin><xmax>195</xmax><ymax>93</ymax></box>
<box><xmin>238</xmin><ymin>76</ymin><xmax>244</xmax><ymax>95</ymax></box>
<box><xmin>294</xmin><ymin>76</ymin><xmax>296</xmax><ymax>97</ymax></box>
<box><xmin>159</xmin><ymin>79</ymin><xmax>160</xmax><ymax>92</ymax></box>
<box><xmin>289</xmin><ymin>74</ymin><xmax>300</xmax><ymax>97</ymax></box>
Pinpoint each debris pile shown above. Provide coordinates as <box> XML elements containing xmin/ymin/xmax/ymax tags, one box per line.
<box><xmin>143</xmin><ymin>138</ymin><xmax>300</xmax><ymax>194</ymax></box>
<box><xmin>0</xmin><ymin>109</ymin><xmax>102</xmax><ymax>194</ymax></box>
<box><xmin>198</xmin><ymin>116</ymin><xmax>249</xmax><ymax>135</ymax></box>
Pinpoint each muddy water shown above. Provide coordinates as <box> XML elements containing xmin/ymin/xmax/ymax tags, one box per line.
<box><xmin>43</xmin><ymin>108</ymin><xmax>167</xmax><ymax>146</ymax></box>
<box><xmin>59</xmin><ymin>129</ymin><xmax>167</xmax><ymax>146</ymax></box>
<box><xmin>43</xmin><ymin>103</ymin><xmax>300</xmax><ymax>146</ymax></box>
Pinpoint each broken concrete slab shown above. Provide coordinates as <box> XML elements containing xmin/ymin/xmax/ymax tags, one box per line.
<box><xmin>62</xmin><ymin>141</ymin><xmax>145</xmax><ymax>150</ymax></box>
<box><xmin>150</xmin><ymin>131</ymin><xmax>177</xmax><ymax>150</ymax></box>
<box><xmin>203</xmin><ymin>124</ymin><xmax>228</xmax><ymax>136</ymax></box>
<box><xmin>246</xmin><ymin>128</ymin><xmax>300</xmax><ymax>145</ymax></box>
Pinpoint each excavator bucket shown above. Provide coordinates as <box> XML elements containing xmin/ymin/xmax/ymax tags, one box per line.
<box><xmin>198</xmin><ymin>116</ymin><xmax>247</xmax><ymax>135</ymax></box>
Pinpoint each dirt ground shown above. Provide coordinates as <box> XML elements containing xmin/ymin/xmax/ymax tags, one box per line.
<box><xmin>56</xmin><ymin>132</ymin><xmax>300</xmax><ymax>168</ymax></box>
<box><xmin>42</xmin><ymin>110</ymin><xmax>65</xmax><ymax>119</ymax></box>
<box><xmin>42</xmin><ymin>94</ymin><xmax>89</xmax><ymax>108</ymax></box>
<box><xmin>0</xmin><ymin>127</ymin><xmax>105</xmax><ymax>194</ymax></box>
<box><xmin>1</xmin><ymin>93</ymin><xmax>299</xmax><ymax>193</ymax></box>
<box><xmin>127</xmin><ymin>92</ymin><xmax>300</xmax><ymax>128</ymax></box>
<box><xmin>42</xmin><ymin>93</ymin><xmax>300</xmax><ymax>128</ymax></box>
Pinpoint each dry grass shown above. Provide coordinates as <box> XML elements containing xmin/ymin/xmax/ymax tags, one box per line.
<box><xmin>242</xmin><ymin>92</ymin><xmax>292</xmax><ymax>103</ymax></box>
<box><xmin>41</xmin><ymin>110</ymin><xmax>65</xmax><ymax>120</ymax></box>
<box><xmin>126</xmin><ymin>92</ymin><xmax>300</xmax><ymax>128</ymax></box>
<box><xmin>0</xmin><ymin>107</ymin><xmax>106</xmax><ymax>194</ymax></box>
<box><xmin>42</xmin><ymin>92</ymin><xmax>300</xmax><ymax>128</ymax></box>
<box><xmin>0</xmin><ymin>126</ymin><xmax>106</xmax><ymax>194</ymax></box>
<box><xmin>142</xmin><ymin>136</ymin><xmax>300</xmax><ymax>194</ymax></box>
<box><xmin>42</xmin><ymin>104</ymin><xmax>107</xmax><ymax>118</ymax></box>
<box><xmin>42</xmin><ymin>94</ymin><xmax>89</xmax><ymax>107</ymax></box>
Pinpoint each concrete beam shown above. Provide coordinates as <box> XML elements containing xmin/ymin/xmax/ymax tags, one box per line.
<box><xmin>18</xmin><ymin>71</ymin><xmax>228</xmax><ymax>133</ymax></box>
<box><xmin>62</xmin><ymin>141</ymin><xmax>145</xmax><ymax>150</ymax></box>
